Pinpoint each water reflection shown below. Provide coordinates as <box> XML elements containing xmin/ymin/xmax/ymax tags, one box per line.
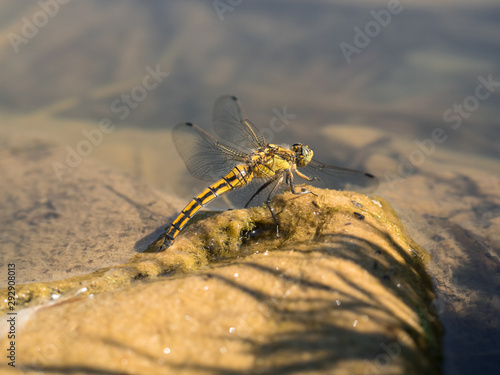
<box><xmin>0</xmin><ymin>1</ymin><xmax>499</xmax><ymax>374</ymax></box>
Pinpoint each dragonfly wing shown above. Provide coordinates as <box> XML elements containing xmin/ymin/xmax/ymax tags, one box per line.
<box><xmin>300</xmin><ymin>159</ymin><xmax>378</xmax><ymax>191</ymax></box>
<box><xmin>212</xmin><ymin>95</ymin><xmax>266</xmax><ymax>151</ymax></box>
<box><xmin>225</xmin><ymin>174</ymin><xmax>286</xmax><ymax>209</ymax></box>
<box><xmin>172</xmin><ymin>122</ymin><xmax>247</xmax><ymax>182</ymax></box>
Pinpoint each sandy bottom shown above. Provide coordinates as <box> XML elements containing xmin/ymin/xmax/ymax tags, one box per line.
<box><xmin>0</xmin><ymin>113</ymin><xmax>498</xmax><ymax>373</ymax></box>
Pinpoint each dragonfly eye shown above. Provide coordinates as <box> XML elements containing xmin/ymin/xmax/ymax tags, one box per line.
<box><xmin>293</xmin><ymin>144</ymin><xmax>313</xmax><ymax>167</ymax></box>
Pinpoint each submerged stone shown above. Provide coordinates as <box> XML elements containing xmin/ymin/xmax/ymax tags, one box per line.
<box><xmin>0</xmin><ymin>187</ymin><xmax>441</xmax><ymax>374</ymax></box>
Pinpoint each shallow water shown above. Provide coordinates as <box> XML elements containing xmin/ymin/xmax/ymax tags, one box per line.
<box><xmin>1</xmin><ymin>185</ymin><xmax>442</xmax><ymax>374</ymax></box>
<box><xmin>0</xmin><ymin>1</ymin><xmax>499</xmax><ymax>374</ymax></box>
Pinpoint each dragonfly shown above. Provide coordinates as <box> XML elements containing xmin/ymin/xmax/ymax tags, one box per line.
<box><xmin>160</xmin><ymin>95</ymin><xmax>376</xmax><ymax>250</ymax></box>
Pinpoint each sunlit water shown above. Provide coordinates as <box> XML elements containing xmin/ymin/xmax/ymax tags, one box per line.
<box><xmin>0</xmin><ymin>1</ymin><xmax>499</xmax><ymax>374</ymax></box>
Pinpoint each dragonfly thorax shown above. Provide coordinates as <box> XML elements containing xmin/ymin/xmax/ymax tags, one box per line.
<box><xmin>292</xmin><ymin>143</ymin><xmax>314</xmax><ymax>167</ymax></box>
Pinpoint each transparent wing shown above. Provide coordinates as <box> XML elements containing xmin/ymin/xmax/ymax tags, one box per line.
<box><xmin>172</xmin><ymin>122</ymin><xmax>248</xmax><ymax>182</ymax></box>
<box><xmin>212</xmin><ymin>95</ymin><xmax>266</xmax><ymax>151</ymax></box>
<box><xmin>225</xmin><ymin>173</ymin><xmax>285</xmax><ymax>209</ymax></box>
<box><xmin>226</xmin><ymin>160</ymin><xmax>377</xmax><ymax>209</ymax></box>
<box><xmin>300</xmin><ymin>159</ymin><xmax>378</xmax><ymax>191</ymax></box>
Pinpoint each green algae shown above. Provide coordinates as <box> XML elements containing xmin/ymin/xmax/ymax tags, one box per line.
<box><xmin>0</xmin><ymin>187</ymin><xmax>442</xmax><ymax>374</ymax></box>
<box><xmin>1</xmin><ymin>187</ymin><xmax>431</xmax><ymax>313</ymax></box>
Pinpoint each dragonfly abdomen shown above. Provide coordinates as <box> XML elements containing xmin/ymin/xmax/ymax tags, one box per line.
<box><xmin>162</xmin><ymin>165</ymin><xmax>253</xmax><ymax>248</ymax></box>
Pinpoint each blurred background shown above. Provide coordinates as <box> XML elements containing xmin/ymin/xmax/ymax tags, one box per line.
<box><xmin>1</xmin><ymin>1</ymin><xmax>499</xmax><ymax>181</ymax></box>
<box><xmin>1</xmin><ymin>1</ymin><xmax>499</xmax><ymax>374</ymax></box>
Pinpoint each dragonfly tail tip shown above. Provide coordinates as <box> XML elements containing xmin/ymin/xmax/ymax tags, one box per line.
<box><xmin>159</xmin><ymin>238</ymin><xmax>174</xmax><ymax>252</ymax></box>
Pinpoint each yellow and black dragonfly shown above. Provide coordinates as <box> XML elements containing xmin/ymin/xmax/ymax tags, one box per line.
<box><xmin>161</xmin><ymin>95</ymin><xmax>376</xmax><ymax>250</ymax></box>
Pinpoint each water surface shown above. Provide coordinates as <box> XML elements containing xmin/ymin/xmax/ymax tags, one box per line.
<box><xmin>0</xmin><ymin>1</ymin><xmax>499</xmax><ymax>374</ymax></box>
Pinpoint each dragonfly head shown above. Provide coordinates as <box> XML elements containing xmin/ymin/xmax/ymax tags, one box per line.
<box><xmin>292</xmin><ymin>143</ymin><xmax>314</xmax><ymax>167</ymax></box>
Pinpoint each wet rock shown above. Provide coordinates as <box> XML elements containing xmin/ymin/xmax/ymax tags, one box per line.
<box><xmin>0</xmin><ymin>187</ymin><xmax>441</xmax><ymax>374</ymax></box>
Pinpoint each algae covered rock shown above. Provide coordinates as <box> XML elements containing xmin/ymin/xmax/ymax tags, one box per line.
<box><xmin>0</xmin><ymin>187</ymin><xmax>441</xmax><ymax>374</ymax></box>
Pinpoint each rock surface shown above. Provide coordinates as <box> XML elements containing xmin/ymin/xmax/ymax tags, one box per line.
<box><xmin>0</xmin><ymin>127</ymin><xmax>441</xmax><ymax>374</ymax></box>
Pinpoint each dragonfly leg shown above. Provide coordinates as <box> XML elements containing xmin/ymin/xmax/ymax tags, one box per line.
<box><xmin>295</xmin><ymin>168</ymin><xmax>319</xmax><ymax>182</ymax></box>
<box><xmin>266</xmin><ymin>174</ymin><xmax>285</xmax><ymax>238</ymax></box>
<box><xmin>289</xmin><ymin>169</ymin><xmax>318</xmax><ymax>197</ymax></box>
<box><xmin>292</xmin><ymin>169</ymin><xmax>319</xmax><ymax>181</ymax></box>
